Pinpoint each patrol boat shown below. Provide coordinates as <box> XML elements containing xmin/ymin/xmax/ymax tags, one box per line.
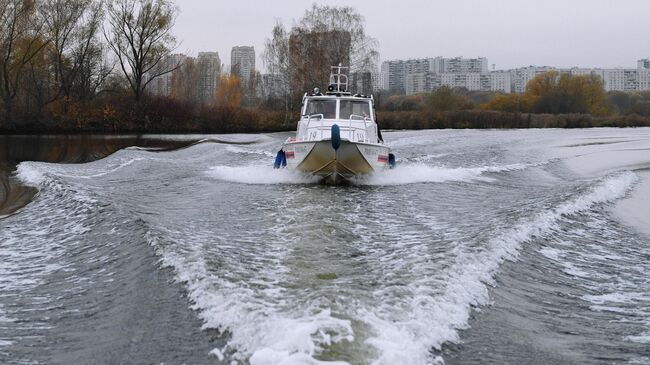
<box><xmin>274</xmin><ymin>65</ymin><xmax>395</xmax><ymax>184</ymax></box>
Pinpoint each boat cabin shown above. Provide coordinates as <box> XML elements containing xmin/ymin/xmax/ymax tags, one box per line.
<box><xmin>296</xmin><ymin>65</ymin><xmax>380</xmax><ymax>144</ymax></box>
<box><xmin>298</xmin><ymin>96</ymin><xmax>379</xmax><ymax>144</ymax></box>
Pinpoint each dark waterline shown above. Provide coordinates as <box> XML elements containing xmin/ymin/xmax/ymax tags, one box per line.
<box><xmin>0</xmin><ymin>135</ymin><xmax>202</xmax><ymax>216</ymax></box>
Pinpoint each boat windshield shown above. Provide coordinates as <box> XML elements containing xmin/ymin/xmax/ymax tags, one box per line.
<box><xmin>305</xmin><ymin>100</ymin><xmax>337</xmax><ymax>119</ymax></box>
<box><xmin>340</xmin><ymin>100</ymin><xmax>371</xmax><ymax>120</ymax></box>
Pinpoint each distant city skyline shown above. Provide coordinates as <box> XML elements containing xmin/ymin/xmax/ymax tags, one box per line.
<box><xmin>174</xmin><ymin>0</ymin><xmax>650</xmax><ymax>72</ymax></box>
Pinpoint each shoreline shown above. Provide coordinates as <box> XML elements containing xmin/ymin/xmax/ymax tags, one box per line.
<box><xmin>2</xmin><ymin>109</ymin><xmax>650</xmax><ymax>135</ymax></box>
<box><xmin>0</xmin><ymin>165</ymin><xmax>37</xmax><ymax>218</ymax></box>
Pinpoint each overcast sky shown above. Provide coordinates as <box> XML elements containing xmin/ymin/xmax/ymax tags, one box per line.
<box><xmin>174</xmin><ymin>0</ymin><xmax>650</xmax><ymax>72</ymax></box>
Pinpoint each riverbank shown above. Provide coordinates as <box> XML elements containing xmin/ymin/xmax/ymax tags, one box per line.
<box><xmin>0</xmin><ymin>165</ymin><xmax>36</xmax><ymax>218</ymax></box>
<box><xmin>376</xmin><ymin>110</ymin><xmax>650</xmax><ymax>130</ymax></box>
<box><xmin>3</xmin><ymin>107</ymin><xmax>650</xmax><ymax>134</ymax></box>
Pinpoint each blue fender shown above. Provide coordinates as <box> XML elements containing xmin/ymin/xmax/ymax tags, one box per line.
<box><xmin>331</xmin><ymin>124</ymin><xmax>341</xmax><ymax>150</ymax></box>
<box><xmin>274</xmin><ymin>150</ymin><xmax>286</xmax><ymax>169</ymax></box>
<box><xmin>388</xmin><ymin>153</ymin><xmax>396</xmax><ymax>169</ymax></box>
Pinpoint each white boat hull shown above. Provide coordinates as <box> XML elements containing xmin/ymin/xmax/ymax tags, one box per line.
<box><xmin>282</xmin><ymin>139</ymin><xmax>390</xmax><ymax>184</ymax></box>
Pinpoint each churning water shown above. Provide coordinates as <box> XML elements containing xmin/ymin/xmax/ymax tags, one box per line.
<box><xmin>1</xmin><ymin>129</ymin><xmax>650</xmax><ymax>364</ymax></box>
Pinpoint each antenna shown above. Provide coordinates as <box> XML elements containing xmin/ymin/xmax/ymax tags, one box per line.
<box><xmin>327</xmin><ymin>65</ymin><xmax>350</xmax><ymax>94</ymax></box>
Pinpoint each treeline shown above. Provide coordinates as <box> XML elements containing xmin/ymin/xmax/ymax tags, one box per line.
<box><xmin>377</xmin><ymin>110</ymin><xmax>650</xmax><ymax>130</ymax></box>
<box><xmin>482</xmin><ymin>71</ymin><xmax>611</xmax><ymax>115</ymax></box>
<box><xmin>375</xmin><ymin>72</ymin><xmax>650</xmax><ymax>130</ymax></box>
<box><xmin>0</xmin><ymin>0</ymin><xmax>286</xmax><ymax>133</ymax></box>
<box><xmin>2</xmin><ymin>0</ymin><xmax>649</xmax><ymax>134</ymax></box>
<box><xmin>0</xmin><ymin>1</ymin><xmax>375</xmax><ymax>133</ymax></box>
<box><xmin>1</xmin><ymin>0</ymin><xmax>110</xmax><ymax>128</ymax></box>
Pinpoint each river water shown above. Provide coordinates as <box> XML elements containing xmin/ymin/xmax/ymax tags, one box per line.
<box><xmin>1</xmin><ymin>129</ymin><xmax>649</xmax><ymax>364</ymax></box>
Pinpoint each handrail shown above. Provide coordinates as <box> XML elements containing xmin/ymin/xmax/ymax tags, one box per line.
<box><xmin>302</xmin><ymin>116</ymin><xmax>378</xmax><ymax>143</ymax></box>
<box><xmin>349</xmin><ymin>114</ymin><xmax>371</xmax><ymax>142</ymax></box>
<box><xmin>306</xmin><ymin>114</ymin><xmax>324</xmax><ymax>128</ymax></box>
<box><xmin>305</xmin><ymin>113</ymin><xmax>324</xmax><ymax>122</ymax></box>
<box><xmin>304</xmin><ymin>114</ymin><xmax>324</xmax><ymax>141</ymax></box>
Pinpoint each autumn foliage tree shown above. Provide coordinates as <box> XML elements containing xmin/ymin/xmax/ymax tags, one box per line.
<box><xmin>427</xmin><ymin>86</ymin><xmax>473</xmax><ymax>112</ymax></box>
<box><xmin>482</xmin><ymin>71</ymin><xmax>612</xmax><ymax>116</ymax></box>
<box><xmin>214</xmin><ymin>75</ymin><xmax>242</xmax><ymax>108</ymax></box>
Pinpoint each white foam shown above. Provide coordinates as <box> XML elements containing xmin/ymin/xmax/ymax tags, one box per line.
<box><xmin>562</xmin><ymin>263</ymin><xmax>592</xmax><ymax>278</ymax></box>
<box><xmin>358</xmin><ymin>162</ymin><xmax>531</xmax><ymax>186</ymax></box>
<box><xmin>0</xmin><ymin>339</ymin><xmax>12</xmax><ymax>347</ymax></box>
<box><xmin>16</xmin><ymin>156</ymin><xmax>144</xmax><ymax>186</ymax></box>
<box><xmin>226</xmin><ymin>145</ymin><xmax>275</xmax><ymax>157</ymax></box>
<box><xmin>152</xmin><ymin>171</ymin><xmax>638</xmax><ymax>365</ymax></box>
<box><xmin>408</xmin><ymin>154</ymin><xmax>449</xmax><ymax>163</ymax></box>
<box><xmin>582</xmin><ymin>292</ymin><xmax>648</xmax><ymax>305</ymax></box>
<box><xmin>15</xmin><ymin>162</ymin><xmax>46</xmax><ymax>186</ymax></box>
<box><xmin>629</xmin><ymin>356</ymin><xmax>650</xmax><ymax>364</ymax></box>
<box><xmin>207</xmin><ymin>165</ymin><xmax>319</xmax><ymax>185</ymax></box>
<box><xmin>625</xmin><ymin>333</ymin><xmax>650</xmax><ymax>344</ymax></box>
<box><xmin>69</xmin><ymin>157</ymin><xmax>143</xmax><ymax>179</ymax></box>
<box><xmin>147</xmin><ymin>230</ymin><xmax>352</xmax><ymax>365</ymax></box>
<box><xmin>540</xmin><ymin>247</ymin><xmax>562</xmax><ymax>261</ymax></box>
<box><xmin>360</xmin><ymin>172</ymin><xmax>638</xmax><ymax>363</ymax></box>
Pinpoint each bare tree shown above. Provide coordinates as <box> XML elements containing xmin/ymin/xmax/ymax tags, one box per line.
<box><xmin>74</xmin><ymin>44</ymin><xmax>114</xmax><ymax>100</ymax></box>
<box><xmin>263</xmin><ymin>20</ymin><xmax>291</xmax><ymax>122</ymax></box>
<box><xmin>40</xmin><ymin>0</ymin><xmax>105</xmax><ymax>102</ymax></box>
<box><xmin>296</xmin><ymin>4</ymin><xmax>379</xmax><ymax>74</ymax></box>
<box><xmin>0</xmin><ymin>0</ymin><xmax>49</xmax><ymax>125</ymax></box>
<box><xmin>263</xmin><ymin>6</ymin><xmax>379</xmax><ymax>121</ymax></box>
<box><xmin>103</xmin><ymin>0</ymin><xmax>178</xmax><ymax>103</ymax></box>
<box><xmin>170</xmin><ymin>57</ymin><xmax>200</xmax><ymax>105</ymax></box>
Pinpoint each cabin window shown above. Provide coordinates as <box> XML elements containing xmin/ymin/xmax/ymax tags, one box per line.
<box><xmin>305</xmin><ymin>100</ymin><xmax>337</xmax><ymax>119</ymax></box>
<box><xmin>339</xmin><ymin>100</ymin><xmax>371</xmax><ymax>120</ymax></box>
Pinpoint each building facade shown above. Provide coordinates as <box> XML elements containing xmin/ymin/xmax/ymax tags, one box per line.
<box><xmin>508</xmin><ymin>66</ymin><xmax>555</xmax><ymax>93</ymax></box>
<box><xmin>197</xmin><ymin>52</ymin><xmax>221</xmax><ymax>105</ymax></box>
<box><xmin>144</xmin><ymin>53</ymin><xmax>187</xmax><ymax>97</ymax></box>
<box><xmin>508</xmin><ymin>61</ymin><xmax>650</xmax><ymax>93</ymax></box>
<box><xmin>350</xmin><ymin>71</ymin><xmax>373</xmax><ymax>95</ymax></box>
<box><xmin>231</xmin><ymin>46</ymin><xmax>255</xmax><ymax>84</ymax></box>
<box><xmin>383</xmin><ymin>56</ymin><xmax>503</xmax><ymax>95</ymax></box>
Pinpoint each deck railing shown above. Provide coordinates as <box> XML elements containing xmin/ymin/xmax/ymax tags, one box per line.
<box><xmin>301</xmin><ymin>114</ymin><xmax>376</xmax><ymax>143</ymax></box>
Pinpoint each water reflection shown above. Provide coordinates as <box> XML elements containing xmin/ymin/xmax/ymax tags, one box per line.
<box><xmin>0</xmin><ymin>135</ymin><xmax>199</xmax><ymax>216</ymax></box>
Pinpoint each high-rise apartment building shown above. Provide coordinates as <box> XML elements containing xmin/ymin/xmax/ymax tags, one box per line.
<box><xmin>145</xmin><ymin>53</ymin><xmax>187</xmax><ymax>97</ymax></box>
<box><xmin>508</xmin><ymin>61</ymin><xmax>650</xmax><ymax>93</ymax></box>
<box><xmin>441</xmin><ymin>57</ymin><xmax>488</xmax><ymax>74</ymax></box>
<box><xmin>350</xmin><ymin>71</ymin><xmax>373</xmax><ymax>95</ymax></box>
<box><xmin>381</xmin><ymin>58</ymin><xmax>431</xmax><ymax>94</ymax></box>
<box><xmin>509</xmin><ymin>66</ymin><xmax>554</xmax><ymax>93</ymax></box>
<box><xmin>382</xmin><ymin>57</ymin><xmax>497</xmax><ymax>95</ymax></box>
<box><xmin>231</xmin><ymin>46</ymin><xmax>255</xmax><ymax>84</ymax></box>
<box><xmin>197</xmin><ymin>52</ymin><xmax>221</xmax><ymax>105</ymax></box>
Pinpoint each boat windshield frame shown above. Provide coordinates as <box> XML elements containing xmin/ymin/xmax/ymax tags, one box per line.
<box><xmin>302</xmin><ymin>97</ymin><xmax>374</xmax><ymax>122</ymax></box>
